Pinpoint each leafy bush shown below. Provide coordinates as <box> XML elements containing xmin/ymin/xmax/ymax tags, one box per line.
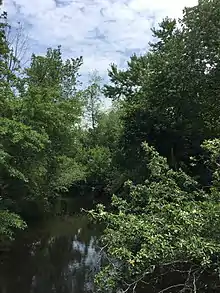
<box><xmin>89</xmin><ymin>140</ymin><xmax>220</xmax><ymax>292</ymax></box>
<box><xmin>0</xmin><ymin>209</ymin><xmax>27</xmax><ymax>242</ymax></box>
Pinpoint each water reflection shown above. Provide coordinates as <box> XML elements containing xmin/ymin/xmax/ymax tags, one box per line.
<box><xmin>0</xmin><ymin>198</ymin><xmax>102</xmax><ymax>293</ymax></box>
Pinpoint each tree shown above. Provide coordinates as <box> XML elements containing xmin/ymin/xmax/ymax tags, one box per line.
<box><xmin>5</xmin><ymin>21</ymin><xmax>29</xmax><ymax>73</ymax></box>
<box><xmin>84</xmin><ymin>71</ymin><xmax>103</xmax><ymax>129</ymax></box>
<box><xmin>15</xmin><ymin>46</ymin><xmax>85</xmax><ymax>203</ymax></box>
<box><xmin>0</xmin><ymin>8</ymin><xmax>27</xmax><ymax>240</ymax></box>
<box><xmin>0</xmin><ymin>26</ymin><xmax>85</xmax><ymax>238</ymax></box>
<box><xmin>89</xmin><ymin>139</ymin><xmax>220</xmax><ymax>292</ymax></box>
<box><xmin>104</xmin><ymin>0</ymin><xmax>220</xmax><ymax>184</ymax></box>
<box><xmin>75</xmin><ymin>103</ymin><xmax>123</xmax><ymax>195</ymax></box>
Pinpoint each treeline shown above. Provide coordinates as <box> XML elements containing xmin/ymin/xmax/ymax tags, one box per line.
<box><xmin>0</xmin><ymin>4</ymin><xmax>122</xmax><ymax>241</ymax></box>
<box><xmin>89</xmin><ymin>0</ymin><xmax>220</xmax><ymax>292</ymax></box>
<box><xmin>1</xmin><ymin>0</ymin><xmax>220</xmax><ymax>291</ymax></box>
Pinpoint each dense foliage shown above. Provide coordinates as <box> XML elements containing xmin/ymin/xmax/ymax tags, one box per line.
<box><xmin>90</xmin><ymin>140</ymin><xmax>220</xmax><ymax>292</ymax></box>
<box><xmin>1</xmin><ymin>0</ymin><xmax>220</xmax><ymax>291</ymax></box>
<box><xmin>0</xmin><ymin>8</ymin><xmax>85</xmax><ymax>238</ymax></box>
<box><xmin>89</xmin><ymin>0</ymin><xmax>220</xmax><ymax>292</ymax></box>
<box><xmin>105</xmin><ymin>0</ymin><xmax>220</xmax><ymax>185</ymax></box>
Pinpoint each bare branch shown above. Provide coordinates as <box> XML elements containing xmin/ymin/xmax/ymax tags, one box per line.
<box><xmin>5</xmin><ymin>21</ymin><xmax>29</xmax><ymax>71</ymax></box>
<box><xmin>193</xmin><ymin>274</ymin><xmax>197</xmax><ymax>293</ymax></box>
<box><xmin>158</xmin><ymin>284</ymin><xmax>185</xmax><ymax>293</ymax></box>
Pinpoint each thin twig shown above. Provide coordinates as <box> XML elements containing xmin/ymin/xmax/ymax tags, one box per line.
<box><xmin>193</xmin><ymin>274</ymin><xmax>197</xmax><ymax>293</ymax></box>
<box><xmin>158</xmin><ymin>284</ymin><xmax>185</xmax><ymax>293</ymax></box>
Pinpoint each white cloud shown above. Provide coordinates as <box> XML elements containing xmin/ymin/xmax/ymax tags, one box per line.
<box><xmin>2</xmin><ymin>0</ymin><xmax>198</xmax><ymax>78</ymax></box>
<box><xmin>128</xmin><ymin>0</ymin><xmax>196</xmax><ymax>15</ymax></box>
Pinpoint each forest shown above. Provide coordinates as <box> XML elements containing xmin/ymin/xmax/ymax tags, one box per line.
<box><xmin>0</xmin><ymin>0</ymin><xmax>220</xmax><ymax>292</ymax></box>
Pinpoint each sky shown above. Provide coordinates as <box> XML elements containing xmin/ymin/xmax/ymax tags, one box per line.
<box><xmin>2</xmin><ymin>0</ymin><xmax>198</xmax><ymax>81</ymax></box>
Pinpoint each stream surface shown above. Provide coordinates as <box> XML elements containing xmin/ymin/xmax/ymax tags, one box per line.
<box><xmin>1</xmin><ymin>197</ymin><xmax>211</xmax><ymax>293</ymax></box>
<box><xmin>0</xmin><ymin>196</ymin><xmax>103</xmax><ymax>293</ymax></box>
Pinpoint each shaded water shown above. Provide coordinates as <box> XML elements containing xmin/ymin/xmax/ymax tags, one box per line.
<box><xmin>1</xmin><ymin>197</ymin><xmax>217</xmax><ymax>293</ymax></box>
<box><xmin>0</xmin><ymin>197</ymin><xmax>102</xmax><ymax>293</ymax></box>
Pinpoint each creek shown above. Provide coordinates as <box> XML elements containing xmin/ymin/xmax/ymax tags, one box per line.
<box><xmin>0</xmin><ymin>196</ymin><xmax>103</xmax><ymax>293</ymax></box>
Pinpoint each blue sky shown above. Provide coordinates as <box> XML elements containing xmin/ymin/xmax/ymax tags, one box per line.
<box><xmin>2</xmin><ymin>0</ymin><xmax>198</xmax><ymax>81</ymax></box>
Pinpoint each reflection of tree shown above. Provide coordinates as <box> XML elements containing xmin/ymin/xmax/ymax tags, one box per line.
<box><xmin>0</xmin><ymin>211</ymin><xmax>102</xmax><ymax>293</ymax></box>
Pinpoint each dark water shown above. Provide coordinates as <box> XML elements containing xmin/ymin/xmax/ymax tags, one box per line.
<box><xmin>0</xmin><ymin>197</ymin><xmax>102</xmax><ymax>293</ymax></box>
<box><xmin>1</xmin><ymin>197</ymin><xmax>217</xmax><ymax>293</ymax></box>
